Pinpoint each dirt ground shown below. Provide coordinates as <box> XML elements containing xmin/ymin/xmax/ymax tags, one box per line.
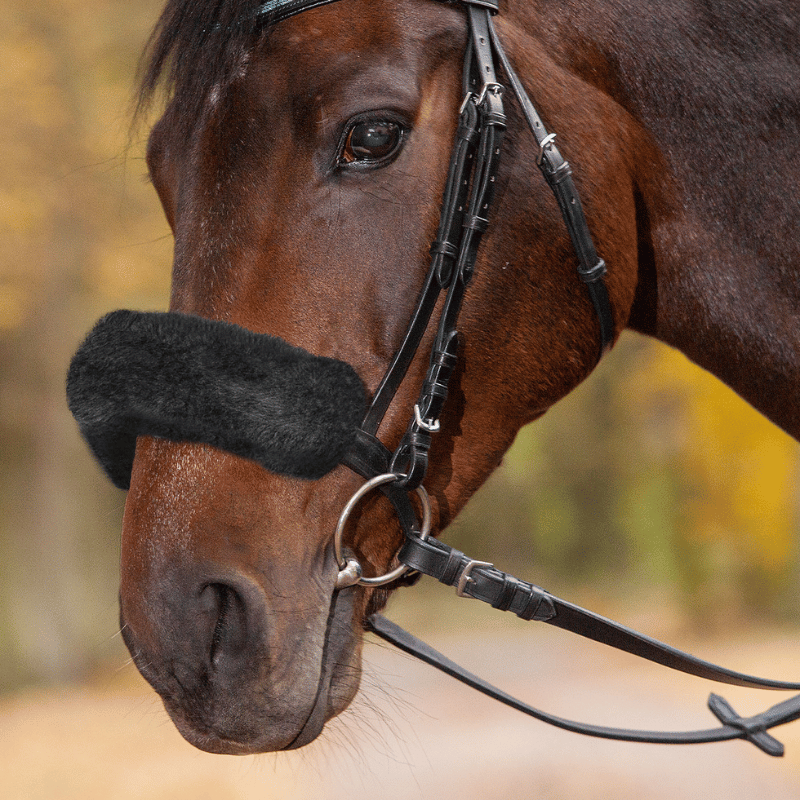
<box><xmin>3</xmin><ymin>597</ymin><xmax>800</xmax><ymax>800</ymax></box>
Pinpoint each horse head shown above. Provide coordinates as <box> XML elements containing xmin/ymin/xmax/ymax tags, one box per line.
<box><xmin>70</xmin><ymin>0</ymin><xmax>652</xmax><ymax>753</ymax></box>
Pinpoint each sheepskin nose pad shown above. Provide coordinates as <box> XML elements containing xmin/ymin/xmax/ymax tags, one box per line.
<box><xmin>66</xmin><ymin>310</ymin><xmax>367</xmax><ymax>488</ymax></box>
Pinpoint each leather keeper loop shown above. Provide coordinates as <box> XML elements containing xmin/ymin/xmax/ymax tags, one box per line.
<box><xmin>461</xmin><ymin>0</ymin><xmax>499</xmax><ymax>12</ymax></box>
<box><xmin>518</xmin><ymin>587</ymin><xmax>556</xmax><ymax>621</ymax></box>
<box><xmin>464</xmin><ymin>214</ymin><xmax>489</xmax><ymax>233</ymax></box>
<box><xmin>578</xmin><ymin>258</ymin><xmax>607</xmax><ymax>284</ymax></box>
<box><xmin>432</xmin><ymin>348</ymin><xmax>458</xmax><ymax>368</ymax></box>
<box><xmin>457</xmin><ymin>122</ymin><xmax>481</xmax><ymax>145</ymax></box>
<box><xmin>492</xmin><ymin>574</ymin><xmax>519</xmax><ymax>612</ymax></box>
<box><xmin>430</xmin><ymin>240</ymin><xmax>459</xmax><ymax>259</ymax></box>
<box><xmin>441</xmin><ymin>549</ymin><xmax>465</xmax><ymax>586</ymax></box>
<box><xmin>422</xmin><ymin>382</ymin><xmax>449</xmax><ymax>403</ymax></box>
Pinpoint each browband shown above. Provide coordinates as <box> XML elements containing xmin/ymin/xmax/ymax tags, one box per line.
<box><xmin>255</xmin><ymin>0</ymin><xmax>493</xmax><ymax>26</ymax></box>
<box><xmin>256</xmin><ymin>0</ymin><xmax>344</xmax><ymax>25</ymax></box>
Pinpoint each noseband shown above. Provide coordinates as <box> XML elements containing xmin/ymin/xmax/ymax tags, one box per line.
<box><xmin>67</xmin><ymin>0</ymin><xmax>800</xmax><ymax>757</ymax></box>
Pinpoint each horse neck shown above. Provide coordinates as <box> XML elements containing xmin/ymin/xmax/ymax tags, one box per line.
<box><xmin>511</xmin><ymin>1</ymin><xmax>800</xmax><ymax>438</ymax></box>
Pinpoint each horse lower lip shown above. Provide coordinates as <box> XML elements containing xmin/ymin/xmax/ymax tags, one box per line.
<box><xmin>168</xmin><ymin>717</ymin><xmax>267</xmax><ymax>755</ymax></box>
<box><xmin>159</xmin><ymin>671</ymin><xmax>331</xmax><ymax>754</ymax></box>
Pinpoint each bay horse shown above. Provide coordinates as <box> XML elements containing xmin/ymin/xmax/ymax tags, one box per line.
<box><xmin>68</xmin><ymin>0</ymin><xmax>799</xmax><ymax>755</ymax></box>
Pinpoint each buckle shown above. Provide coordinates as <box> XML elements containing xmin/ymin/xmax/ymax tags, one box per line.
<box><xmin>413</xmin><ymin>403</ymin><xmax>441</xmax><ymax>433</ymax></box>
<box><xmin>456</xmin><ymin>559</ymin><xmax>494</xmax><ymax>597</ymax></box>
<box><xmin>536</xmin><ymin>132</ymin><xmax>557</xmax><ymax>165</ymax></box>
<box><xmin>476</xmin><ymin>82</ymin><xmax>504</xmax><ymax>108</ymax></box>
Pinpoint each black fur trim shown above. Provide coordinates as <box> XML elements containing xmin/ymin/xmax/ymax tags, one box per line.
<box><xmin>66</xmin><ymin>310</ymin><xmax>367</xmax><ymax>489</ymax></box>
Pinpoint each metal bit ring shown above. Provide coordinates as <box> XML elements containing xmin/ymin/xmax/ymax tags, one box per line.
<box><xmin>334</xmin><ymin>473</ymin><xmax>431</xmax><ymax>589</ymax></box>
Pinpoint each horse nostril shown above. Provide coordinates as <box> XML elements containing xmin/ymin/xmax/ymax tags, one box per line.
<box><xmin>201</xmin><ymin>582</ymin><xmax>249</xmax><ymax>667</ymax></box>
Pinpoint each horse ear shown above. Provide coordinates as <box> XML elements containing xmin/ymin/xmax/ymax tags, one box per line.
<box><xmin>66</xmin><ymin>310</ymin><xmax>367</xmax><ymax>489</ymax></box>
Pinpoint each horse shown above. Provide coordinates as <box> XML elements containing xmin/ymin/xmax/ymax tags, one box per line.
<box><xmin>67</xmin><ymin>0</ymin><xmax>799</xmax><ymax>755</ymax></box>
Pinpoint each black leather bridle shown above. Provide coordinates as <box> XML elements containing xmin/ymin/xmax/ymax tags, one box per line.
<box><xmin>264</xmin><ymin>0</ymin><xmax>800</xmax><ymax>756</ymax></box>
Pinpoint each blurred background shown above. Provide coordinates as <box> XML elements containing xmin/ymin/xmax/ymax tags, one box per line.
<box><xmin>2</xmin><ymin>1</ymin><xmax>799</xmax><ymax>798</ymax></box>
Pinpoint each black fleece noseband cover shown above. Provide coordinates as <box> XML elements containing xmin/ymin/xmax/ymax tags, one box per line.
<box><xmin>66</xmin><ymin>310</ymin><xmax>366</xmax><ymax>489</ymax></box>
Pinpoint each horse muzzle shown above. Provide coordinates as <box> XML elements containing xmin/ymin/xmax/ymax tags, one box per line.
<box><xmin>68</xmin><ymin>309</ymin><xmax>370</xmax><ymax>752</ymax></box>
<box><xmin>118</xmin><ymin>541</ymin><xmax>362</xmax><ymax>754</ymax></box>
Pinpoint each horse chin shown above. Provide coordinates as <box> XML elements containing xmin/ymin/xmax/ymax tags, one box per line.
<box><xmin>120</xmin><ymin>583</ymin><xmax>363</xmax><ymax>755</ymax></box>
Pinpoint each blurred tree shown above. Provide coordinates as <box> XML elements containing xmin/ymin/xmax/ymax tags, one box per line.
<box><xmin>0</xmin><ymin>0</ymin><xmax>169</xmax><ymax>689</ymax></box>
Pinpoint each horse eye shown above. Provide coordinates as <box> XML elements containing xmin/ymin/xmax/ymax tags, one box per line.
<box><xmin>340</xmin><ymin>120</ymin><xmax>404</xmax><ymax>166</ymax></box>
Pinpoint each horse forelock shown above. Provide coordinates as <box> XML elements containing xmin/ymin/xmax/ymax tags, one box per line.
<box><xmin>136</xmin><ymin>0</ymin><xmax>466</xmax><ymax>127</ymax></box>
<box><xmin>136</xmin><ymin>0</ymin><xmax>274</xmax><ymax>131</ymax></box>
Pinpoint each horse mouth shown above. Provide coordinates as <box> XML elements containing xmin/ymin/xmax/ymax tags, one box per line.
<box><xmin>121</xmin><ymin>581</ymin><xmax>363</xmax><ymax>754</ymax></box>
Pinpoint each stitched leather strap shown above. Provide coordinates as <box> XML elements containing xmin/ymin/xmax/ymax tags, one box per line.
<box><xmin>485</xmin><ymin>13</ymin><xmax>614</xmax><ymax>356</ymax></box>
<box><xmin>256</xmin><ymin>0</ymin><xmax>343</xmax><ymax>25</ymax></box>
<box><xmin>361</xmin><ymin>99</ymin><xmax>482</xmax><ymax>436</ymax></box>
<box><xmin>397</xmin><ymin>532</ymin><xmax>800</xmax><ymax>691</ymax></box>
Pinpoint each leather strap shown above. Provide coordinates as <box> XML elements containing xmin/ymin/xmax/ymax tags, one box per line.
<box><xmin>366</xmin><ymin>614</ymin><xmax>800</xmax><ymax>754</ymax></box>
<box><xmin>397</xmin><ymin>531</ymin><xmax>800</xmax><ymax>691</ymax></box>
<box><xmin>364</xmin><ymin>0</ymin><xmax>613</xmax><ymax>492</ymax></box>
<box><xmin>485</xmin><ymin>14</ymin><xmax>614</xmax><ymax>356</ymax></box>
<box><xmin>386</xmin><ymin>4</ymin><xmax>507</xmax><ymax>490</ymax></box>
<box><xmin>256</xmin><ymin>0</ymin><xmax>343</xmax><ymax>25</ymax></box>
<box><xmin>361</xmin><ymin>99</ymin><xmax>481</xmax><ymax>436</ymax></box>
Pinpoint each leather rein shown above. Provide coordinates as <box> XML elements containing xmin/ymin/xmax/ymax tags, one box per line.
<box><xmin>261</xmin><ymin>0</ymin><xmax>800</xmax><ymax>755</ymax></box>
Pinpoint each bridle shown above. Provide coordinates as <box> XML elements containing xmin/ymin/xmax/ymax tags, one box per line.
<box><xmin>256</xmin><ymin>0</ymin><xmax>800</xmax><ymax>756</ymax></box>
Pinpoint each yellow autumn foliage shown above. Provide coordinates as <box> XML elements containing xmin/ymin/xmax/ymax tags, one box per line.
<box><xmin>649</xmin><ymin>345</ymin><xmax>797</xmax><ymax>577</ymax></box>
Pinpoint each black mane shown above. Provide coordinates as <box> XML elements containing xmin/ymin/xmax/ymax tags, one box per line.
<box><xmin>136</xmin><ymin>0</ymin><xmax>269</xmax><ymax>121</ymax></box>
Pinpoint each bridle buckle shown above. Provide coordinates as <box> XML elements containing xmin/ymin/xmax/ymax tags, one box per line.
<box><xmin>456</xmin><ymin>559</ymin><xmax>494</xmax><ymax>597</ymax></box>
<box><xmin>459</xmin><ymin>81</ymin><xmax>504</xmax><ymax>115</ymax></box>
<box><xmin>413</xmin><ymin>403</ymin><xmax>441</xmax><ymax>433</ymax></box>
<box><xmin>476</xmin><ymin>81</ymin><xmax>504</xmax><ymax>108</ymax></box>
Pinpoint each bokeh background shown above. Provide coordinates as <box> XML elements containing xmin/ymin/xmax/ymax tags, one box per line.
<box><xmin>2</xmin><ymin>1</ymin><xmax>799</xmax><ymax>797</ymax></box>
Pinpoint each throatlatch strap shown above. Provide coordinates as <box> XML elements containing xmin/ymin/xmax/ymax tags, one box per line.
<box><xmin>485</xmin><ymin>13</ymin><xmax>614</xmax><ymax>357</ymax></box>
